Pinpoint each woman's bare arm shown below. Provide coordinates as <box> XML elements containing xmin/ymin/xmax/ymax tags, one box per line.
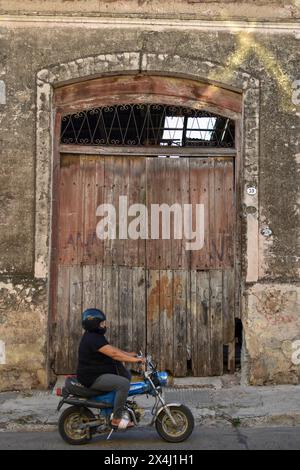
<box><xmin>99</xmin><ymin>344</ymin><xmax>143</xmax><ymax>363</ymax></box>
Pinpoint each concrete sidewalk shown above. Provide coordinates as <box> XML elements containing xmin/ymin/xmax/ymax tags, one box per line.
<box><xmin>0</xmin><ymin>377</ymin><xmax>300</xmax><ymax>432</ymax></box>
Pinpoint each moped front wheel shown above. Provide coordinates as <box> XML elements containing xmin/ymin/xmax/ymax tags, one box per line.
<box><xmin>58</xmin><ymin>406</ymin><xmax>95</xmax><ymax>445</ymax></box>
<box><xmin>155</xmin><ymin>405</ymin><xmax>194</xmax><ymax>443</ymax></box>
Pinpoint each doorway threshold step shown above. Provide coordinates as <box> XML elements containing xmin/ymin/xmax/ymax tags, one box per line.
<box><xmin>171</xmin><ymin>377</ymin><xmax>223</xmax><ymax>390</ymax></box>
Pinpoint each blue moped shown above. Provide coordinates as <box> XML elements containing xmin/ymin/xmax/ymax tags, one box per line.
<box><xmin>57</xmin><ymin>354</ymin><xmax>194</xmax><ymax>445</ymax></box>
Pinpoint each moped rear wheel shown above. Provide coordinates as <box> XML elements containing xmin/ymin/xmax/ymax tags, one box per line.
<box><xmin>58</xmin><ymin>406</ymin><xmax>95</xmax><ymax>445</ymax></box>
<box><xmin>155</xmin><ymin>405</ymin><xmax>194</xmax><ymax>443</ymax></box>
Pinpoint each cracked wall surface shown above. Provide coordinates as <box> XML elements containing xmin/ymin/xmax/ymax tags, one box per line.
<box><xmin>0</xmin><ymin>1</ymin><xmax>300</xmax><ymax>20</ymax></box>
<box><xmin>0</xmin><ymin>278</ymin><xmax>48</xmax><ymax>391</ymax></box>
<box><xmin>0</xmin><ymin>6</ymin><xmax>299</xmax><ymax>389</ymax></box>
<box><xmin>244</xmin><ymin>284</ymin><xmax>300</xmax><ymax>384</ymax></box>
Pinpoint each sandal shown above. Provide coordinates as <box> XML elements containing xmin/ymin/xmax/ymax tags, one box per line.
<box><xmin>111</xmin><ymin>418</ymin><xmax>135</xmax><ymax>430</ymax></box>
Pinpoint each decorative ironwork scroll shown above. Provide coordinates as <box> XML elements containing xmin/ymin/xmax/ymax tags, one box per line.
<box><xmin>61</xmin><ymin>104</ymin><xmax>235</xmax><ymax>148</ymax></box>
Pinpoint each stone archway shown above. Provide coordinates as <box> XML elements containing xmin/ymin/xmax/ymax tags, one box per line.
<box><xmin>35</xmin><ymin>52</ymin><xmax>261</xmax><ymax>379</ymax></box>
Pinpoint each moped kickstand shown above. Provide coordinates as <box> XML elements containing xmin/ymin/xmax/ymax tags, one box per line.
<box><xmin>106</xmin><ymin>428</ymin><xmax>115</xmax><ymax>440</ymax></box>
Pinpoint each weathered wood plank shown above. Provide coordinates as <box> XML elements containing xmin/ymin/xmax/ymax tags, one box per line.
<box><xmin>60</xmin><ymin>144</ymin><xmax>236</xmax><ymax>157</ymax></box>
<box><xmin>195</xmin><ymin>271</ymin><xmax>211</xmax><ymax>376</ymax></box>
<box><xmin>82</xmin><ymin>156</ymin><xmax>97</xmax><ymax>265</ymax></box>
<box><xmin>186</xmin><ymin>271</ymin><xmax>192</xmax><ymax>371</ymax></box>
<box><xmin>102</xmin><ymin>265</ymin><xmax>119</xmax><ymax>347</ymax></box>
<box><xmin>132</xmin><ymin>267</ymin><xmax>147</xmax><ymax>355</ymax></box>
<box><xmin>82</xmin><ymin>264</ymin><xmax>96</xmax><ymax>311</ymax></box>
<box><xmin>112</xmin><ymin>157</ymin><xmax>127</xmax><ymax>267</ymax></box>
<box><xmin>119</xmin><ymin>157</ymin><xmax>130</xmax><ymax>267</ymax></box>
<box><xmin>95</xmin><ymin>157</ymin><xmax>105</xmax><ymax>265</ymax></box>
<box><xmin>146</xmin><ymin>270</ymin><xmax>160</xmax><ymax>367</ymax></box>
<box><xmin>123</xmin><ymin>157</ymin><xmax>143</xmax><ymax>267</ymax></box>
<box><xmin>214</xmin><ymin>159</ymin><xmax>226</xmax><ymax>269</ymax></box>
<box><xmin>129</xmin><ymin>157</ymin><xmax>147</xmax><ymax>268</ymax></box>
<box><xmin>54</xmin><ymin>75</ymin><xmax>242</xmax><ymax>115</ymax></box>
<box><xmin>102</xmin><ymin>157</ymin><xmax>115</xmax><ymax>266</ymax></box>
<box><xmin>95</xmin><ymin>263</ymin><xmax>104</xmax><ymax>311</ymax></box>
<box><xmin>118</xmin><ymin>266</ymin><xmax>133</xmax><ymax>352</ymax></box>
<box><xmin>162</xmin><ymin>159</ymin><xmax>173</xmax><ymax>270</ymax></box>
<box><xmin>68</xmin><ymin>265</ymin><xmax>83</xmax><ymax>372</ymax></box>
<box><xmin>222</xmin><ymin>269</ymin><xmax>235</xmax><ymax>345</ymax></box>
<box><xmin>159</xmin><ymin>270</ymin><xmax>174</xmax><ymax>373</ymax></box>
<box><xmin>224</xmin><ymin>159</ymin><xmax>235</xmax><ymax>268</ymax></box>
<box><xmin>189</xmin><ymin>271</ymin><xmax>197</xmax><ymax>375</ymax></box>
<box><xmin>173</xmin><ymin>270</ymin><xmax>187</xmax><ymax>376</ymax></box>
<box><xmin>58</xmin><ymin>156</ymin><xmax>82</xmax><ymax>265</ymax></box>
<box><xmin>57</xmin><ymin>159</ymin><xmax>70</xmax><ymax>265</ymax></box>
<box><xmin>189</xmin><ymin>158</ymin><xmax>210</xmax><ymax>270</ymax></box>
<box><xmin>208</xmin><ymin>159</ymin><xmax>216</xmax><ymax>269</ymax></box>
<box><xmin>210</xmin><ymin>270</ymin><xmax>223</xmax><ymax>376</ymax></box>
<box><xmin>146</xmin><ymin>158</ymin><xmax>161</xmax><ymax>270</ymax></box>
<box><xmin>169</xmin><ymin>157</ymin><xmax>190</xmax><ymax>270</ymax></box>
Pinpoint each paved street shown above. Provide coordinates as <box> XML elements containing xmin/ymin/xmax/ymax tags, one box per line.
<box><xmin>1</xmin><ymin>381</ymin><xmax>300</xmax><ymax>451</ymax></box>
<box><xmin>2</xmin><ymin>382</ymin><xmax>300</xmax><ymax>432</ymax></box>
<box><xmin>0</xmin><ymin>426</ymin><xmax>300</xmax><ymax>450</ymax></box>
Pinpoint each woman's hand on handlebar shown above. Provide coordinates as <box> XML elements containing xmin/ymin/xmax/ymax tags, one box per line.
<box><xmin>135</xmin><ymin>356</ymin><xmax>146</xmax><ymax>364</ymax></box>
<box><xmin>135</xmin><ymin>356</ymin><xmax>146</xmax><ymax>375</ymax></box>
<box><xmin>136</xmin><ymin>356</ymin><xmax>146</xmax><ymax>374</ymax></box>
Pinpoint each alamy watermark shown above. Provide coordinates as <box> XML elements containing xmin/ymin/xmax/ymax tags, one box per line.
<box><xmin>96</xmin><ymin>195</ymin><xmax>205</xmax><ymax>251</ymax></box>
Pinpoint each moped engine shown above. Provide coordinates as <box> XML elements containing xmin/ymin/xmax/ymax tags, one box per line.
<box><xmin>127</xmin><ymin>400</ymin><xmax>145</xmax><ymax>423</ymax></box>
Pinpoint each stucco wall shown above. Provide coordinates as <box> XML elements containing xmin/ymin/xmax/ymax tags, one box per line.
<box><xmin>0</xmin><ymin>0</ymin><xmax>300</xmax><ymax>20</ymax></box>
<box><xmin>0</xmin><ymin>277</ymin><xmax>48</xmax><ymax>391</ymax></box>
<box><xmin>0</xmin><ymin>7</ymin><xmax>299</xmax><ymax>389</ymax></box>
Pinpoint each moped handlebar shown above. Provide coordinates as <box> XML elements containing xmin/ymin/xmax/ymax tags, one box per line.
<box><xmin>136</xmin><ymin>352</ymin><xmax>157</xmax><ymax>374</ymax></box>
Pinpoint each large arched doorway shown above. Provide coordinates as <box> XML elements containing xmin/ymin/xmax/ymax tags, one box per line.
<box><xmin>50</xmin><ymin>75</ymin><xmax>242</xmax><ymax>377</ymax></box>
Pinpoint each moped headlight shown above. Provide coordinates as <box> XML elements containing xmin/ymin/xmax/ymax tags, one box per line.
<box><xmin>157</xmin><ymin>371</ymin><xmax>168</xmax><ymax>387</ymax></box>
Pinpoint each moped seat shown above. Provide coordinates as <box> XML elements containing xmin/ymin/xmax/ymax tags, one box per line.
<box><xmin>63</xmin><ymin>377</ymin><xmax>107</xmax><ymax>398</ymax></box>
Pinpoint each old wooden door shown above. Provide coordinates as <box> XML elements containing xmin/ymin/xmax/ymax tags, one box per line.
<box><xmin>52</xmin><ymin>153</ymin><xmax>235</xmax><ymax>376</ymax></box>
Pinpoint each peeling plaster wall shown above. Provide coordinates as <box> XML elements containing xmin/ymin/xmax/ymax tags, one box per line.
<box><xmin>0</xmin><ymin>278</ymin><xmax>48</xmax><ymax>391</ymax></box>
<box><xmin>0</xmin><ymin>0</ymin><xmax>300</xmax><ymax>20</ymax></box>
<box><xmin>244</xmin><ymin>284</ymin><xmax>300</xmax><ymax>385</ymax></box>
<box><xmin>0</xmin><ymin>4</ymin><xmax>299</xmax><ymax>389</ymax></box>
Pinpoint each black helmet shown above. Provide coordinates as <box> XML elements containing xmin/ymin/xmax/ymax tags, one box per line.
<box><xmin>82</xmin><ymin>308</ymin><xmax>106</xmax><ymax>332</ymax></box>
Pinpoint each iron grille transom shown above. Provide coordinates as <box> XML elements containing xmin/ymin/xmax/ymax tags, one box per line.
<box><xmin>60</xmin><ymin>104</ymin><xmax>235</xmax><ymax>148</ymax></box>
